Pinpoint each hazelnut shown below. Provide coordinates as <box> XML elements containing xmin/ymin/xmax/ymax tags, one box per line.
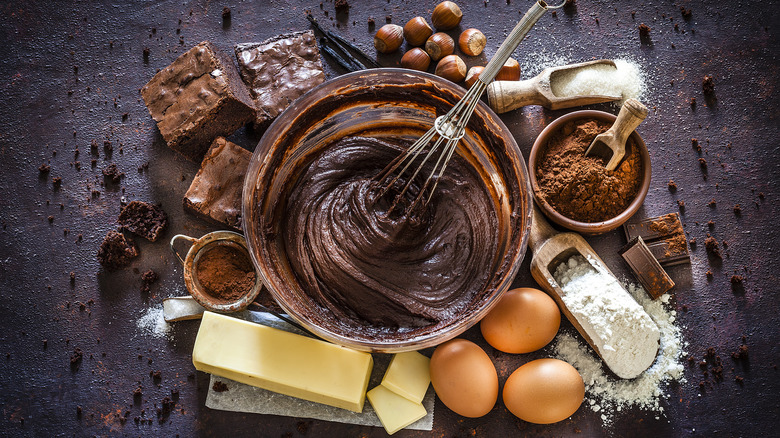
<box><xmin>401</xmin><ymin>48</ymin><xmax>431</xmax><ymax>71</ymax></box>
<box><xmin>432</xmin><ymin>1</ymin><xmax>463</xmax><ymax>30</ymax></box>
<box><xmin>425</xmin><ymin>32</ymin><xmax>455</xmax><ymax>61</ymax></box>
<box><xmin>496</xmin><ymin>58</ymin><xmax>521</xmax><ymax>81</ymax></box>
<box><xmin>374</xmin><ymin>24</ymin><xmax>404</xmax><ymax>54</ymax></box>
<box><xmin>435</xmin><ymin>54</ymin><xmax>467</xmax><ymax>83</ymax></box>
<box><xmin>459</xmin><ymin>28</ymin><xmax>486</xmax><ymax>56</ymax></box>
<box><xmin>464</xmin><ymin>66</ymin><xmax>485</xmax><ymax>88</ymax></box>
<box><xmin>403</xmin><ymin>17</ymin><xmax>433</xmax><ymax>47</ymax></box>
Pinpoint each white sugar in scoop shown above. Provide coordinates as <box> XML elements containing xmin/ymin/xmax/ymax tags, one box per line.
<box><xmin>551</xmin><ymin>59</ymin><xmax>644</xmax><ymax>103</ymax></box>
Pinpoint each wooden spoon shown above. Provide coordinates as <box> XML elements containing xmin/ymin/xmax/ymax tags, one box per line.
<box><xmin>585</xmin><ymin>98</ymin><xmax>648</xmax><ymax>171</ymax></box>
<box><xmin>528</xmin><ymin>206</ymin><xmax>659</xmax><ymax>378</ymax></box>
<box><xmin>486</xmin><ymin>59</ymin><xmax>622</xmax><ymax>113</ymax></box>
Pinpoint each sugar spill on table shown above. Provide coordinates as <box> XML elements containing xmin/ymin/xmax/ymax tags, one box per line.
<box><xmin>554</xmin><ymin>281</ymin><xmax>686</xmax><ymax>426</ymax></box>
<box><xmin>136</xmin><ymin>306</ymin><xmax>172</xmax><ymax>339</ymax></box>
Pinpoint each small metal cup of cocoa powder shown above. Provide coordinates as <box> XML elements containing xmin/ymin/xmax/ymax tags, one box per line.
<box><xmin>170</xmin><ymin>230</ymin><xmax>262</xmax><ymax>313</ymax></box>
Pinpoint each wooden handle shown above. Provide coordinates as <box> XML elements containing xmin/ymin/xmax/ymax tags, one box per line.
<box><xmin>609</xmin><ymin>98</ymin><xmax>648</xmax><ymax>146</ymax></box>
<box><xmin>487</xmin><ymin>80</ymin><xmax>543</xmax><ymax>113</ymax></box>
<box><xmin>528</xmin><ymin>205</ymin><xmax>558</xmax><ymax>253</ymax></box>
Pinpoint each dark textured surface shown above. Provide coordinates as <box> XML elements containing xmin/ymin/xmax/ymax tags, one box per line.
<box><xmin>0</xmin><ymin>0</ymin><xmax>777</xmax><ymax>436</ymax></box>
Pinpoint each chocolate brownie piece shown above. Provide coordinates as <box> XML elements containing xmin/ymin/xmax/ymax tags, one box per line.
<box><xmin>118</xmin><ymin>201</ymin><xmax>169</xmax><ymax>242</ymax></box>
<box><xmin>141</xmin><ymin>41</ymin><xmax>254</xmax><ymax>162</ymax></box>
<box><xmin>183</xmin><ymin>137</ymin><xmax>250</xmax><ymax>230</ymax></box>
<box><xmin>234</xmin><ymin>31</ymin><xmax>325</xmax><ymax>131</ymax></box>
<box><xmin>97</xmin><ymin>230</ymin><xmax>139</xmax><ymax>271</ymax></box>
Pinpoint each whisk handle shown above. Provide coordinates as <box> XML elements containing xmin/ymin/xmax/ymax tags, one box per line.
<box><xmin>479</xmin><ymin>1</ymin><xmax>548</xmax><ymax>84</ymax></box>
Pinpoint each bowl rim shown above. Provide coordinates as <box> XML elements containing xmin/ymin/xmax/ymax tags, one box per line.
<box><xmin>242</xmin><ymin>68</ymin><xmax>533</xmax><ymax>352</ymax></box>
<box><xmin>528</xmin><ymin>109</ymin><xmax>651</xmax><ymax>235</ymax></box>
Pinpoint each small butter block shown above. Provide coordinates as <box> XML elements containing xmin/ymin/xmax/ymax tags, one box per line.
<box><xmin>381</xmin><ymin>351</ymin><xmax>431</xmax><ymax>404</ymax></box>
<box><xmin>367</xmin><ymin>385</ymin><xmax>427</xmax><ymax>435</ymax></box>
<box><xmin>192</xmin><ymin>311</ymin><xmax>373</xmax><ymax>412</ymax></box>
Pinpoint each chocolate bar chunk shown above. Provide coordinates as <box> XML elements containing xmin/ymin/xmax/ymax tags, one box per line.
<box><xmin>623</xmin><ymin>212</ymin><xmax>690</xmax><ymax>266</ymax></box>
<box><xmin>118</xmin><ymin>201</ymin><xmax>169</xmax><ymax>242</ymax></box>
<box><xmin>234</xmin><ymin>31</ymin><xmax>326</xmax><ymax>131</ymax></box>
<box><xmin>97</xmin><ymin>230</ymin><xmax>139</xmax><ymax>271</ymax></box>
<box><xmin>141</xmin><ymin>41</ymin><xmax>255</xmax><ymax>161</ymax></box>
<box><xmin>620</xmin><ymin>236</ymin><xmax>675</xmax><ymax>299</ymax></box>
<box><xmin>183</xmin><ymin>137</ymin><xmax>251</xmax><ymax>230</ymax></box>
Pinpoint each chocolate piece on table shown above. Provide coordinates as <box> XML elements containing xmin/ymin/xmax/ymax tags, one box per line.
<box><xmin>118</xmin><ymin>200</ymin><xmax>169</xmax><ymax>242</ymax></box>
<box><xmin>619</xmin><ymin>236</ymin><xmax>675</xmax><ymax>299</ymax></box>
<box><xmin>623</xmin><ymin>212</ymin><xmax>690</xmax><ymax>266</ymax></box>
<box><xmin>183</xmin><ymin>137</ymin><xmax>251</xmax><ymax>230</ymax></box>
<box><xmin>234</xmin><ymin>31</ymin><xmax>326</xmax><ymax>131</ymax></box>
<box><xmin>97</xmin><ymin>230</ymin><xmax>139</xmax><ymax>271</ymax></box>
<box><xmin>141</xmin><ymin>41</ymin><xmax>255</xmax><ymax>162</ymax></box>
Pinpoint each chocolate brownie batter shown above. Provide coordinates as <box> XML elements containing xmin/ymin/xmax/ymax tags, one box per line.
<box><xmin>281</xmin><ymin>137</ymin><xmax>497</xmax><ymax>330</ymax></box>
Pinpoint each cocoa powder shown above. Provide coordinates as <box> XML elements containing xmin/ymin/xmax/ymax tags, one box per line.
<box><xmin>196</xmin><ymin>245</ymin><xmax>256</xmax><ymax>302</ymax></box>
<box><xmin>536</xmin><ymin>119</ymin><xmax>642</xmax><ymax>223</ymax></box>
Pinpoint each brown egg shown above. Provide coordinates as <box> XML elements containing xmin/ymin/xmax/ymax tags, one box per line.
<box><xmin>480</xmin><ymin>287</ymin><xmax>560</xmax><ymax>354</ymax></box>
<box><xmin>430</xmin><ymin>339</ymin><xmax>498</xmax><ymax>417</ymax></box>
<box><xmin>503</xmin><ymin>359</ymin><xmax>585</xmax><ymax>424</ymax></box>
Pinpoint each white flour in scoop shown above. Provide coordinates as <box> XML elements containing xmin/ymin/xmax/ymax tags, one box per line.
<box><xmin>554</xmin><ymin>270</ymin><xmax>686</xmax><ymax>425</ymax></box>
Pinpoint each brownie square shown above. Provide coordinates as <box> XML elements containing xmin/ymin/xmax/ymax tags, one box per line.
<box><xmin>97</xmin><ymin>230</ymin><xmax>139</xmax><ymax>271</ymax></box>
<box><xmin>118</xmin><ymin>201</ymin><xmax>169</xmax><ymax>242</ymax></box>
<box><xmin>234</xmin><ymin>31</ymin><xmax>326</xmax><ymax>131</ymax></box>
<box><xmin>183</xmin><ymin>137</ymin><xmax>251</xmax><ymax>230</ymax></box>
<box><xmin>141</xmin><ymin>41</ymin><xmax>255</xmax><ymax>162</ymax></box>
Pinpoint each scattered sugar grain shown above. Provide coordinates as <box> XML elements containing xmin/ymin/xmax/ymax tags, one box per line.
<box><xmin>137</xmin><ymin>306</ymin><xmax>171</xmax><ymax>339</ymax></box>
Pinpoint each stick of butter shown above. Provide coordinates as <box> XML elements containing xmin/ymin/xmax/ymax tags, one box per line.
<box><xmin>367</xmin><ymin>385</ymin><xmax>427</xmax><ymax>435</ymax></box>
<box><xmin>192</xmin><ymin>311</ymin><xmax>373</xmax><ymax>413</ymax></box>
<box><xmin>381</xmin><ymin>351</ymin><xmax>430</xmax><ymax>404</ymax></box>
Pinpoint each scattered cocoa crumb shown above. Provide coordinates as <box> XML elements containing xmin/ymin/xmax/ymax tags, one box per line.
<box><xmin>334</xmin><ymin>0</ymin><xmax>349</xmax><ymax>12</ymax></box>
<box><xmin>677</xmin><ymin>199</ymin><xmax>685</xmax><ymax>210</ymax></box>
<box><xmin>133</xmin><ymin>386</ymin><xmax>143</xmax><ymax>398</ymax></box>
<box><xmin>48</xmin><ymin>215</ymin><xmax>54</xmax><ymax>223</ymax></box>
<box><xmin>735</xmin><ymin>375</ymin><xmax>744</xmax><ymax>384</ymax></box>
<box><xmin>704</xmin><ymin>236</ymin><xmax>721</xmax><ymax>258</ymax></box>
<box><xmin>691</xmin><ymin>138</ymin><xmax>701</xmax><ymax>152</ymax></box>
<box><xmin>222</xmin><ymin>6</ymin><xmax>231</xmax><ymax>21</ymax></box>
<box><xmin>680</xmin><ymin>6</ymin><xmax>692</xmax><ymax>19</ymax></box>
<box><xmin>102</xmin><ymin>163</ymin><xmax>123</xmax><ymax>184</ymax></box>
<box><xmin>690</xmin><ymin>97</ymin><xmax>696</xmax><ymax>107</ymax></box>
<box><xmin>142</xmin><ymin>47</ymin><xmax>150</xmax><ymax>62</ymax></box>
<box><xmin>638</xmin><ymin>23</ymin><xmax>651</xmax><ymax>36</ymax></box>
<box><xmin>212</xmin><ymin>381</ymin><xmax>229</xmax><ymax>392</ymax></box>
<box><xmin>151</xmin><ymin>370</ymin><xmax>161</xmax><ymax>381</ymax></box>
<box><xmin>667</xmin><ymin>180</ymin><xmax>677</xmax><ymax>191</ymax></box>
<box><xmin>70</xmin><ymin>271</ymin><xmax>75</xmax><ymax>283</ymax></box>
<box><xmin>733</xmin><ymin>204</ymin><xmax>742</xmax><ymax>216</ymax></box>
<box><xmin>708</xmin><ymin>199</ymin><xmax>716</xmax><ymax>207</ymax></box>
<box><xmin>731</xmin><ymin>344</ymin><xmax>748</xmax><ymax>360</ymax></box>
<box><xmin>708</xmin><ymin>220</ymin><xmax>715</xmax><ymax>228</ymax></box>
<box><xmin>140</xmin><ymin>270</ymin><xmax>158</xmax><ymax>293</ymax></box>
<box><xmin>699</xmin><ymin>157</ymin><xmax>707</xmax><ymax>170</ymax></box>
<box><xmin>758</xmin><ymin>192</ymin><xmax>765</xmax><ymax>200</ymax></box>
<box><xmin>702</xmin><ymin>75</ymin><xmax>715</xmax><ymax>94</ymax></box>
<box><xmin>70</xmin><ymin>348</ymin><xmax>83</xmax><ymax>368</ymax></box>
<box><xmin>103</xmin><ymin>140</ymin><xmax>113</xmax><ymax>153</ymax></box>
<box><xmin>730</xmin><ymin>275</ymin><xmax>744</xmax><ymax>288</ymax></box>
<box><xmin>689</xmin><ymin>237</ymin><xmax>696</xmax><ymax>246</ymax></box>
<box><xmin>39</xmin><ymin>163</ymin><xmax>51</xmax><ymax>174</ymax></box>
<box><xmin>367</xmin><ymin>17</ymin><xmax>375</xmax><ymax>28</ymax></box>
<box><xmin>52</xmin><ymin>176</ymin><xmax>62</xmax><ymax>188</ymax></box>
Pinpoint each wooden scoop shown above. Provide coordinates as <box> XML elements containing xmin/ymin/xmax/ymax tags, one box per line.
<box><xmin>528</xmin><ymin>206</ymin><xmax>659</xmax><ymax>378</ymax></box>
<box><xmin>486</xmin><ymin>59</ymin><xmax>622</xmax><ymax>113</ymax></box>
<box><xmin>585</xmin><ymin>98</ymin><xmax>648</xmax><ymax>171</ymax></box>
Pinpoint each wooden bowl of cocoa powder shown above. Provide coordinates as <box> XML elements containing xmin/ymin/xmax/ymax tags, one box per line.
<box><xmin>529</xmin><ymin>110</ymin><xmax>651</xmax><ymax>235</ymax></box>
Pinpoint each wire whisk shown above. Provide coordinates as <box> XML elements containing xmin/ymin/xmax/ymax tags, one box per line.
<box><xmin>374</xmin><ymin>0</ymin><xmax>556</xmax><ymax>216</ymax></box>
